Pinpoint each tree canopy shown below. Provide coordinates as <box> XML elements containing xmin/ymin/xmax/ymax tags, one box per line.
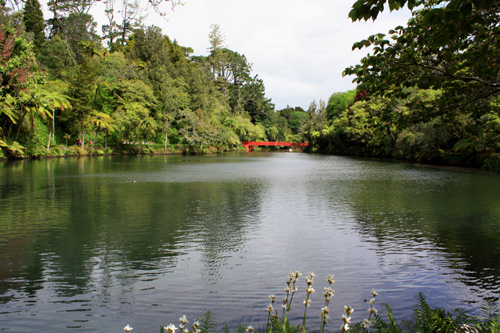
<box><xmin>303</xmin><ymin>0</ymin><xmax>499</xmax><ymax>172</ymax></box>
<box><xmin>344</xmin><ymin>0</ymin><xmax>499</xmax><ymax>112</ymax></box>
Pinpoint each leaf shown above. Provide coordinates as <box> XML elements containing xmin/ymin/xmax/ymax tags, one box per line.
<box><xmin>389</xmin><ymin>0</ymin><xmax>397</xmax><ymax>11</ymax></box>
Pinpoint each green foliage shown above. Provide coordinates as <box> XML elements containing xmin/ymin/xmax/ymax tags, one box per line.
<box><xmin>370</xmin><ymin>304</ymin><xmax>401</xmax><ymax>333</ymax></box>
<box><xmin>74</xmin><ymin>146</ymin><xmax>86</xmax><ymax>155</ymax></box>
<box><xmin>37</xmin><ymin>34</ymin><xmax>76</xmax><ymax>80</ymax></box>
<box><xmin>49</xmin><ymin>145</ymin><xmax>64</xmax><ymax>156</ymax></box>
<box><xmin>476</xmin><ymin>299</ymin><xmax>500</xmax><ymax>332</ymax></box>
<box><xmin>326</xmin><ymin>90</ymin><xmax>356</xmax><ymax>120</ymax></box>
<box><xmin>310</xmin><ymin>86</ymin><xmax>500</xmax><ymax>172</ymax></box>
<box><xmin>0</xmin><ymin>140</ymin><xmax>25</xmax><ymax>158</ymax></box>
<box><xmin>345</xmin><ymin>0</ymin><xmax>500</xmax><ymax>120</ymax></box>
<box><xmin>2</xmin><ymin>1</ymin><xmax>286</xmax><ymax>160</ymax></box>
<box><xmin>22</xmin><ymin>0</ymin><xmax>45</xmax><ymax>51</ymax></box>
<box><xmin>288</xmin><ymin>111</ymin><xmax>308</xmax><ymax>134</ymax></box>
<box><xmin>395</xmin><ymin>118</ymin><xmax>452</xmax><ymax>163</ymax></box>
<box><xmin>341</xmin><ymin>0</ymin><xmax>500</xmax><ymax>171</ymax></box>
<box><xmin>197</xmin><ymin>311</ymin><xmax>217</xmax><ymax>333</ymax></box>
<box><xmin>368</xmin><ymin>293</ymin><xmax>479</xmax><ymax>333</ymax></box>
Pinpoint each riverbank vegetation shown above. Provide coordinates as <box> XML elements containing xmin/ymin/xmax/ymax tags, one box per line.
<box><xmin>148</xmin><ymin>272</ymin><xmax>500</xmax><ymax>333</ymax></box>
<box><xmin>307</xmin><ymin>0</ymin><xmax>500</xmax><ymax>173</ymax></box>
<box><xmin>0</xmin><ymin>0</ymin><xmax>307</xmax><ymax>159</ymax></box>
<box><xmin>1</xmin><ymin>0</ymin><xmax>499</xmax><ymax>173</ymax></box>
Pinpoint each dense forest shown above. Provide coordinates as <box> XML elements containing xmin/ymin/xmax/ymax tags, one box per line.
<box><xmin>316</xmin><ymin>0</ymin><xmax>500</xmax><ymax>173</ymax></box>
<box><xmin>0</xmin><ymin>0</ymin><xmax>499</xmax><ymax>173</ymax></box>
<box><xmin>0</xmin><ymin>0</ymin><xmax>317</xmax><ymax>157</ymax></box>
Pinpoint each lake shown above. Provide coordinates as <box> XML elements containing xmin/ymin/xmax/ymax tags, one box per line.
<box><xmin>1</xmin><ymin>152</ymin><xmax>500</xmax><ymax>332</ymax></box>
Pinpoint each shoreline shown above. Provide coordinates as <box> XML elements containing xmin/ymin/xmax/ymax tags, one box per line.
<box><xmin>1</xmin><ymin>146</ymin><xmax>495</xmax><ymax>176</ymax></box>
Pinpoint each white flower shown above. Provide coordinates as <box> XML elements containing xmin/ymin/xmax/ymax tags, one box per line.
<box><xmin>306</xmin><ymin>286</ymin><xmax>315</xmax><ymax>294</ymax></box>
<box><xmin>368</xmin><ymin>298</ymin><xmax>375</xmax><ymax>305</ymax></box>
<box><xmin>165</xmin><ymin>323</ymin><xmax>178</xmax><ymax>333</ymax></box>
<box><xmin>303</xmin><ymin>299</ymin><xmax>311</xmax><ymax>307</ymax></box>
<box><xmin>268</xmin><ymin>294</ymin><xmax>275</xmax><ymax>302</ymax></box>
<box><xmin>326</xmin><ymin>274</ymin><xmax>335</xmax><ymax>284</ymax></box>
<box><xmin>371</xmin><ymin>288</ymin><xmax>379</xmax><ymax>297</ymax></box>
<box><xmin>368</xmin><ymin>306</ymin><xmax>378</xmax><ymax>315</ymax></box>
<box><xmin>340</xmin><ymin>323</ymin><xmax>350</xmax><ymax>331</ymax></box>
<box><xmin>321</xmin><ymin>306</ymin><xmax>330</xmax><ymax>316</ymax></box>
<box><xmin>323</xmin><ymin>287</ymin><xmax>334</xmax><ymax>297</ymax></box>
<box><xmin>342</xmin><ymin>314</ymin><xmax>351</xmax><ymax>324</ymax></box>
<box><xmin>267</xmin><ymin>304</ymin><xmax>274</xmax><ymax>313</ymax></box>
<box><xmin>362</xmin><ymin>319</ymin><xmax>371</xmax><ymax>329</ymax></box>
<box><xmin>123</xmin><ymin>324</ymin><xmax>133</xmax><ymax>332</ymax></box>
<box><xmin>344</xmin><ymin>305</ymin><xmax>354</xmax><ymax>315</ymax></box>
<box><xmin>179</xmin><ymin>315</ymin><xmax>188</xmax><ymax>325</ymax></box>
<box><xmin>246</xmin><ymin>325</ymin><xmax>254</xmax><ymax>332</ymax></box>
<box><xmin>306</xmin><ymin>272</ymin><xmax>315</xmax><ymax>285</ymax></box>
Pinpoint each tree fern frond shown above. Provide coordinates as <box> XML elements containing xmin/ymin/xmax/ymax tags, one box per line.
<box><xmin>197</xmin><ymin>311</ymin><xmax>218</xmax><ymax>333</ymax></box>
<box><xmin>235</xmin><ymin>323</ymin><xmax>247</xmax><ymax>333</ymax></box>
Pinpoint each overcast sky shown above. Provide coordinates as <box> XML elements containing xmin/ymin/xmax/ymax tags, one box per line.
<box><xmin>43</xmin><ymin>0</ymin><xmax>412</xmax><ymax>110</ymax></box>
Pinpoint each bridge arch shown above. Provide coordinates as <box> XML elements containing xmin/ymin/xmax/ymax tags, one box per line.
<box><xmin>241</xmin><ymin>141</ymin><xmax>309</xmax><ymax>151</ymax></box>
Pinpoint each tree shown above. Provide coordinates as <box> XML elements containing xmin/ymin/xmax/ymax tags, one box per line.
<box><xmin>39</xmin><ymin>81</ymin><xmax>72</xmax><ymax>150</ymax></box>
<box><xmin>22</xmin><ymin>0</ymin><xmax>45</xmax><ymax>51</ymax></box>
<box><xmin>207</xmin><ymin>24</ymin><xmax>227</xmax><ymax>87</ymax></box>
<box><xmin>0</xmin><ymin>5</ymin><xmax>43</xmax><ymax>147</ymax></box>
<box><xmin>87</xmin><ymin>110</ymin><xmax>116</xmax><ymax>148</ymax></box>
<box><xmin>343</xmin><ymin>0</ymin><xmax>500</xmax><ymax>171</ymax></box>
<box><xmin>46</xmin><ymin>0</ymin><xmax>101</xmax><ymax>64</ymax></box>
<box><xmin>326</xmin><ymin>90</ymin><xmax>356</xmax><ymax>120</ymax></box>
<box><xmin>67</xmin><ymin>55</ymin><xmax>101</xmax><ymax>148</ymax></box>
<box><xmin>37</xmin><ymin>33</ymin><xmax>77</xmax><ymax>80</ymax></box>
<box><xmin>344</xmin><ymin>0</ymin><xmax>500</xmax><ymax>114</ymax></box>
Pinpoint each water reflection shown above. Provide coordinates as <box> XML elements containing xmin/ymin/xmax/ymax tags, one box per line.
<box><xmin>340</xmin><ymin>162</ymin><xmax>500</xmax><ymax>301</ymax></box>
<box><xmin>1</xmin><ymin>154</ymin><xmax>500</xmax><ymax>331</ymax></box>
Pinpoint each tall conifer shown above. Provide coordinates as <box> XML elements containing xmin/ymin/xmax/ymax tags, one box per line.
<box><xmin>23</xmin><ymin>0</ymin><xmax>45</xmax><ymax>51</ymax></box>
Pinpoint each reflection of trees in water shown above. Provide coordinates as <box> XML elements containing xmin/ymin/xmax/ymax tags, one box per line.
<box><xmin>0</xmin><ymin>157</ymin><xmax>263</xmax><ymax>305</ymax></box>
<box><xmin>0</xmin><ymin>157</ymin><xmax>186</xmax><ymax>301</ymax></box>
<box><xmin>343</xmin><ymin>170</ymin><xmax>500</xmax><ymax>298</ymax></box>
<box><xmin>181</xmin><ymin>181</ymin><xmax>262</xmax><ymax>284</ymax></box>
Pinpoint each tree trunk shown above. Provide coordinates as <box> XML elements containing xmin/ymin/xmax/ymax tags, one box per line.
<box><xmin>80</xmin><ymin>119</ymin><xmax>85</xmax><ymax>149</ymax></box>
<box><xmin>14</xmin><ymin>110</ymin><xmax>28</xmax><ymax>142</ymax></box>
<box><xmin>47</xmin><ymin>130</ymin><xmax>52</xmax><ymax>151</ymax></box>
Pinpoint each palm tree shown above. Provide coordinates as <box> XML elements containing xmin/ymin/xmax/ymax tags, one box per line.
<box><xmin>39</xmin><ymin>82</ymin><xmax>72</xmax><ymax>150</ymax></box>
<box><xmin>87</xmin><ymin>111</ymin><xmax>117</xmax><ymax>149</ymax></box>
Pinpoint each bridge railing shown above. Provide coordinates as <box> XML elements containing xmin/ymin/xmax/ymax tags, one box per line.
<box><xmin>241</xmin><ymin>141</ymin><xmax>309</xmax><ymax>151</ymax></box>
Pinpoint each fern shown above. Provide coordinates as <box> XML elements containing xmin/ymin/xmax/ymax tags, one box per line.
<box><xmin>413</xmin><ymin>292</ymin><xmax>435</xmax><ymax>331</ymax></box>
<box><xmin>476</xmin><ymin>299</ymin><xmax>500</xmax><ymax>332</ymax></box>
<box><xmin>371</xmin><ymin>303</ymin><xmax>402</xmax><ymax>333</ymax></box>
<box><xmin>197</xmin><ymin>311</ymin><xmax>218</xmax><ymax>333</ymax></box>
<box><xmin>235</xmin><ymin>323</ymin><xmax>247</xmax><ymax>333</ymax></box>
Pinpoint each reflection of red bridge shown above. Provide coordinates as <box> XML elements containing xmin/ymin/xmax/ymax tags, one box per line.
<box><xmin>242</xmin><ymin>141</ymin><xmax>309</xmax><ymax>151</ymax></box>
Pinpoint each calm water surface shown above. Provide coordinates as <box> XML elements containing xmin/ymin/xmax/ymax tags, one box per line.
<box><xmin>1</xmin><ymin>153</ymin><xmax>500</xmax><ymax>332</ymax></box>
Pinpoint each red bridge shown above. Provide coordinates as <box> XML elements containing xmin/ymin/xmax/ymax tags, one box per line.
<box><xmin>242</xmin><ymin>141</ymin><xmax>309</xmax><ymax>151</ymax></box>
